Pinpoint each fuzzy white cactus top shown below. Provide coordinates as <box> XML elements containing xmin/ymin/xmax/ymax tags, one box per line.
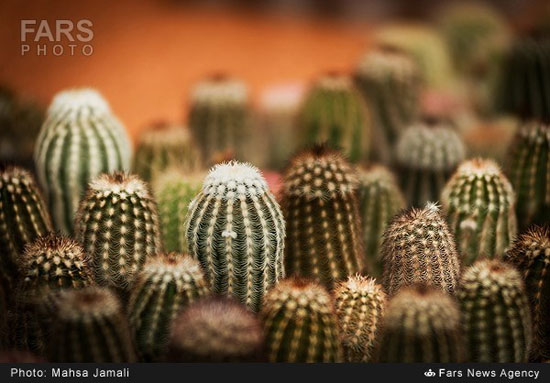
<box><xmin>191</xmin><ymin>77</ymin><xmax>248</xmax><ymax>106</ymax></box>
<box><xmin>87</xmin><ymin>173</ymin><xmax>151</xmax><ymax>200</ymax></box>
<box><xmin>140</xmin><ymin>253</ymin><xmax>204</xmax><ymax>282</ymax></box>
<box><xmin>48</xmin><ymin>88</ymin><xmax>111</xmax><ymax>116</ymax></box>
<box><xmin>202</xmin><ymin>161</ymin><xmax>268</xmax><ymax>199</ymax></box>
<box><xmin>264</xmin><ymin>279</ymin><xmax>333</xmax><ymax>314</ymax></box>
<box><xmin>460</xmin><ymin>259</ymin><xmax>524</xmax><ymax>299</ymax></box>
<box><xmin>335</xmin><ymin>275</ymin><xmax>384</xmax><ymax>297</ymax></box>
<box><xmin>356</xmin><ymin>47</ymin><xmax>419</xmax><ymax>81</ymax></box>
<box><xmin>57</xmin><ymin>287</ymin><xmax>121</xmax><ymax>320</ymax></box>
<box><xmin>316</xmin><ymin>73</ymin><xmax>353</xmax><ymax>92</ymax></box>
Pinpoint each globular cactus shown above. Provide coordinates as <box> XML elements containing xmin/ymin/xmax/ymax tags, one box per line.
<box><xmin>458</xmin><ymin>258</ymin><xmax>532</xmax><ymax>362</ymax></box>
<box><xmin>395</xmin><ymin>120</ymin><xmax>466</xmax><ymax>207</ymax></box>
<box><xmin>381</xmin><ymin>202</ymin><xmax>460</xmax><ymax>296</ymax></box>
<box><xmin>441</xmin><ymin>158</ymin><xmax>517</xmax><ymax>265</ymax></box>
<box><xmin>128</xmin><ymin>252</ymin><xmax>210</xmax><ymax>360</ymax></box>
<box><xmin>505</xmin><ymin>226</ymin><xmax>550</xmax><ymax>361</ymax></box>
<box><xmin>48</xmin><ymin>286</ymin><xmax>136</xmax><ymax>362</ymax></box>
<box><xmin>375</xmin><ymin>284</ymin><xmax>464</xmax><ymax>362</ymax></box>
<box><xmin>281</xmin><ymin>146</ymin><xmax>364</xmax><ymax>289</ymax></box>
<box><xmin>261</xmin><ymin>278</ymin><xmax>343</xmax><ymax>362</ymax></box>
<box><xmin>298</xmin><ymin>73</ymin><xmax>371</xmax><ymax>163</ymax></box>
<box><xmin>34</xmin><ymin>88</ymin><xmax>132</xmax><ymax>234</ymax></box>
<box><xmin>334</xmin><ymin>276</ymin><xmax>386</xmax><ymax>362</ymax></box>
<box><xmin>75</xmin><ymin>172</ymin><xmax>162</xmax><ymax>291</ymax></box>
<box><xmin>185</xmin><ymin>162</ymin><xmax>285</xmax><ymax>312</ymax></box>
<box><xmin>167</xmin><ymin>297</ymin><xmax>264</xmax><ymax>362</ymax></box>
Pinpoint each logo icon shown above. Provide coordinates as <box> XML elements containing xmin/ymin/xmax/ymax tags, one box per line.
<box><xmin>424</xmin><ymin>369</ymin><xmax>436</xmax><ymax>378</ymax></box>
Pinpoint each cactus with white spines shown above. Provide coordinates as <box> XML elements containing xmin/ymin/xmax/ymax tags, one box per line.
<box><xmin>34</xmin><ymin>88</ymin><xmax>132</xmax><ymax>234</ymax></box>
<box><xmin>185</xmin><ymin>161</ymin><xmax>285</xmax><ymax>312</ymax></box>
<box><xmin>441</xmin><ymin>158</ymin><xmax>517</xmax><ymax>265</ymax></box>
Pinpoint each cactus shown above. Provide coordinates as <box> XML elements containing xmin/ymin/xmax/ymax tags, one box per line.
<box><xmin>281</xmin><ymin>146</ymin><xmax>364</xmax><ymax>289</ymax></box>
<box><xmin>185</xmin><ymin>161</ymin><xmax>285</xmax><ymax>312</ymax></box>
<box><xmin>0</xmin><ymin>350</ymin><xmax>45</xmax><ymax>362</ymax></box>
<box><xmin>167</xmin><ymin>297</ymin><xmax>264</xmax><ymax>362</ymax></box>
<box><xmin>48</xmin><ymin>286</ymin><xmax>136</xmax><ymax>362</ymax></box>
<box><xmin>261</xmin><ymin>278</ymin><xmax>343</xmax><ymax>362</ymax></box>
<box><xmin>395</xmin><ymin>120</ymin><xmax>466</xmax><ymax>207</ymax></box>
<box><xmin>128</xmin><ymin>252</ymin><xmax>210</xmax><ymax>360</ymax></box>
<box><xmin>376</xmin><ymin>284</ymin><xmax>464</xmax><ymax>362</ymax></box>
<box><xmin>381</xmin><ymin>202</ymin><xmax>460</xmax><ymax>296</ymax></box>
<box><xmin>461</xmin><ymin>117</ymin><xmax>516</xmax><ymax>164</ymax></box>
<box><xmin>75</xmin><ymin>172</ymin><xmax>162</xmax><ymax>290</ymax></box>
<box><xmin>34</xmin><ymin>88</ymin><xmax>132</xmax><ymax>234</ymax></box>
<box><xmin>458</xmin><ymin>258</ymin><xmax>532</xmax><ymax>362</ymax></box>
<box><xmin>354</xmin><ymin>46</ymin><xmax>420</xmax><ymax>164</ymax></box>
<box><xmin>298</xmin><ymin>73</ymin><xmax>371</xmax><ymax>163</ymax></box>
<box><xmin>334</xmin><ymin>275</ymin><xmax>385</xmax><ymax>362</ymax></box>
<box><xmin>0</xmin><ymin>281</ymin><xmax>6</xmax><ymax>348</ymax></box>
<box><xmin>505</xmin><ymin>226</ymin><xmax>550</xmax><ymax>361</ymax></box>
<box><xmin>441</xmin><ymin>158</ymin><xmax>517</xmax><ymax>265</ymax></box>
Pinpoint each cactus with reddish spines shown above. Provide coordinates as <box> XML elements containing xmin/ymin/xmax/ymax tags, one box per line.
<box><xmin>376</xmin><ymin>284</ymin><xmax>464</xmax><ymax>362</ymax></box>
<box><xmin>458</xmin><ymin>259</ymin><xmax>532</xmax><ymax>362</ymax></box>
<box><xmin>441</xmin><ymin>158</ymin><xmax>517</xmax><ymax>265</ymax></box>
<box><xmin>261</xmin><ymin>278</ymin><xmax>343</xmax><ymax>363</ymax></box>
<box><xmin>381</xmin><ymin>203</ymin><xmax>460</xmax><ymax>296</ymax></box>
<box><xmin>334</xmin><ymin>276</ymin><xmax>386</xmax><ymax>362</ymax></box>
<box><xmin>128</xmin><ymin>253</ymin><xmax>210</xmax><ymax>360</ymax></box>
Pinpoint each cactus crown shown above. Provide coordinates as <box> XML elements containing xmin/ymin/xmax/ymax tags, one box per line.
<box><xmin>47</xmin><ymin>88</ymin><xmax>111</xmax><ymax>116</ymax></box>
<box><xmin>202</xmin><ymin>161</ymin><xmax>268</xmax><ymax>199</ymax></box>
<box><xmin>508</xmin><ymin>225</ymin><xmax>550</xmax><ymax>261</ymax></box>
<box><xmin>358</xmin><ymin>165</ymin><xmax>403</xmax><ymax>192</ymax></box>
<box><xmin>137</xmin><ymin>125</ymin><xmax>193</xmax><ymax>149</ymax></box>
<box><xmin>356</xmin><ymin>46</ymin><xmax>419</xmax><ymax>81</ymax></box>
<box><xmin>56</xmin><ymin>286</ymin><xmax>121</xmax><ymax>320</ymax></box>
<box><xmin>264</xmin><ymin>278</ymin><xmax>333</xmax><ymax>312</ymax></box>
<box><xmin>138</xmin><ymin>252</ymin><xmax>205</xmax><ymax>284</ymax></box>
<box><xmin>87</xmin><ymin>172</ymin><xmax>151</xmax><ymax>199</ymax></box>
<box><xmin>191</xmin><ymin>76</ymin><xmax>248</xmax><ymax>106</ymax></box>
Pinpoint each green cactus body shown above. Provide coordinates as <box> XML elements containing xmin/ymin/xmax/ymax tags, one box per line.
<box><xmin>381</xmin><ymin>203</ymin><xmax>460</xmax><ymax>296</ymax></box>
<box><xmin>281</xmin><ymin>147</ymin><xmax>364</xmax><ymax>289</ymax></box>
<box><xmin>128</xmin><ymin>253</ymin><xmax>209</xmax><ymax>360</ymax></box>
<box><xmin>298</xmin><ymin>74</ymin><xmax>371</xmax><ymax>163</ymax></box>
<box><xmin>441</xmin><ymin>158</ymin><xmax>517</xmax><ymax>265</ymax></box>
<box><xmin>75</xmin><ymin>173</ymin><xmax>162</xmax><ymax>290</ymax></box>
<box><xmin>458</xmin><ymin>259</ymin><xmax>532</xmax><ymax>362</ymax></box>
<box><xmin>334</xmin><ymin>276</ymin><xmax>385</xmax><ymax>362</ymax></box>
<box><xmin>261</xmin><ymin>278</ymin><xmax>343</xmax><ymax>362</ymax></box>
<box><xmin>48</xmin><ymin>287</ymin><xmax>136</xmax><ymax>362</ymax></box>
<box><xmin>376</xmin><ymin>284</ymin><xmax>464</xmax><ymax>362</ymax></box>
<box><xmin>34</xmin><ymin>89</ymin><xmax>132</xmax><ymax>234</ymax></box>
<box><xmin>395</xmin><ymin>121</ymin><xmax>465</xmax><ymax>207</ymax></box>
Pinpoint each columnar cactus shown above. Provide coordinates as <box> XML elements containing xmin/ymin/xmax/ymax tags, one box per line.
<box><xmin>334</xmin><ymin>276</ymin><xmax>386</xmax><ymax>362</ymax></box>
<box><xmin>395</xmin><ymin>120</ymin><xmax>466</xmax><ymax>207</ymax></box>
<box><xmin>381</xmin><ymin>203</ymin><xmax>460</xmax><ymax>296</ymax></box>
<box><xmin>441</xmin><ymin>158</ymin><xmax>517</xmax><ymax>265</ymax></box>
<box><xmin>34</xmin><ymin>88</ymin><xmax>132</xmax><ymax>234</ymax></box>
<box><xmin>281</xmin><ymin>146</ymin><xmax>364</xmax><ymax>288</ymax></box>
<box><xmin>48</xmin><ymin>287</ymin><xmax>136</xmax><ymax>362</ymax></box>
<box><xmin>128</xmin><ymin>253</ymin><xmax>210</xmax><ymax>360</ymax></box>
<box><xmin>505</xmin><ymin>226</ymin><xmax>550</xmax><ymax>361</ymax></box>
<box><xmin>166</xmin><ymin>297</ymin><xmax>264</xmax><ymax>362</ymax></box>
<box><xmin>75</xmin><ymin>172</ymin><xmax>162</xmax><ymax>290</ymax></box>
<box><xmin>185</xmin><ymin>161</ymin><xmax>285</xmax><ymax>312</ymax></box>
<box><xmin>261</xmin><ymin>278</ymin><xmax>343</xmax><ymax>362</ymax></box>
<box><xmin>376</xmin><ymin>284</ymin><xmax>464</xmax><ymax>362</ymax></box>
<box><xmin>298</xmin><ymin>73</ymin><xmax>371</xmax><ymax>163</ymax></box>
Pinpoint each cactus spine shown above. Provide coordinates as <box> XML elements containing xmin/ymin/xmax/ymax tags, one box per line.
<box><xmin>34</xmin><ymin>89</ymin><xmax>132</xmax><ymax>234</ymax></box>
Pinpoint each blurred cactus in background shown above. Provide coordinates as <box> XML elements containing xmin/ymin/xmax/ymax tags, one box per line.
<box><xmin>461</xmin><ymin>117</ymin><xmax>516</xmax><ymax>164</ymax></box>
<box><xmin>0</xmin><ymin>350</ymin><xmax>45</xmax><ymax>363</ymax></box>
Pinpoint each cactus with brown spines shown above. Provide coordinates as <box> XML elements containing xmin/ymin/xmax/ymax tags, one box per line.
<box><xmin>441</xmin><ymin>158</ymin><xmax>517</xmax><ymax>265</ymax></box>
<box><xmin>334</xmin><ymin>275</ymin><xmax>386</xmax><ymax>362</ymax></box>
<box><xmin>128</xmin><ymin>252</ymin><xmax>210</xmax><ymax>360</ymax></box>
<box><xmin>381</xmin><ymin>202</ymin><xmax>460</xmax><ymax>296</ymax></box>
<box><xmin>505</xmin><ymin>226</ymin><xmax>550</xmax><ymax>361</ymax></box>
<box><xmin>166</xmin><ymin>297</ymin><xmax>264</xmax><ymax>362</ymax></box>
<box><xmin>458</xmin><ymin>258</ymin><xmax>532</xmax><ymax>362</ymax></box>
<box><xmin>375</xmin><ymin>284</ymin><xmax>464</xmax><ymax>362</ymax></box>
<box><xmin>261</xmin><ymin>278</ymin><xmax>343</xmax><ymax>363</ymax></box>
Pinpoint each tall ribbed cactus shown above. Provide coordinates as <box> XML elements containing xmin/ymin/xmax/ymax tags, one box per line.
<box><xmin>281</xmin><ymin>146</ymin><xmax>364</xmax><ymax>288</ymax></box>
<box><xmin>298</xmin><ymin>73</ymin><xmax>371</xmax><ymax>163</ymax></box>
<box><xmin>185</xmin><ymin>162</ymin><xmax>285</xmax><ymax>312</ymax></box>
<box><xmin>458</xmin><ymin>258</ymin><xmax>532</xmax><ymax>362</ymax></box>
<box><xmin>381</xmin><ymin>203</ymin><xmax>460</xmax><ymax>296</ymax></box>
<box><xmin>505</xmin><ymin>226</ymin><xmax>550</xmax><ymax>361</ymax></box>
<box><xmin>34</xmin><ymin>88</ymin><xmax>132</xmax><ymax>234</ymax></box>
<box><xmin>261</xmin><ymin>278</ymin><xmax>343</xmax><ymax>362</ymax></box>
<box><xmin>441</xmin><ymin>158</ymin><xmax>517</xmax><ymax>265</ymax></box>
<box><xmin>376</xmin><ymin>284</ymin><xmax>464</xmax><ymax>362</ymax></box>
<box><xmin>334</xmin><ymin>276</ymin><xmax>385</xmax><ymax>362</ymax></box>
<box><xmin>128</xmin><ymin>252</ymin><xmax>209</xmax><ymax>360</ymax></box>
<box><xmin>395</xmin><ymin>120</ymin><xmax>466</xmax><ymax>207</ymax></box>
<box><xmin>75</xmin><ymin>172</ymin><xmax>162</xmax><ymax>290</ymax></box>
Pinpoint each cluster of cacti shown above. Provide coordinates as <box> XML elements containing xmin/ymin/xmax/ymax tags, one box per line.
<box><xmin>441</xmin><ymin>158</ymin><xmax>517</xmax><ymax>265</ymax></box>
<box><xmin>34</xmin><ymin>88</ymin><xmax>132</xmax><ymax>234</ymax></box>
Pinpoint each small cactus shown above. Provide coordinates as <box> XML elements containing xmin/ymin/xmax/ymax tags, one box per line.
<box><xmin>334</xmin><ymin>276</ymin><xmax>386</xmax><ymax>362</ymax></box>
<box><xmin>261</xmin><ymin>278</ymin><xmax>343</xmax><ymax>362</ymax></box>
<box><xmin>458</xmin><ymin>258</ymin><xmax>532</xmax><ymax>362</ymax></box>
